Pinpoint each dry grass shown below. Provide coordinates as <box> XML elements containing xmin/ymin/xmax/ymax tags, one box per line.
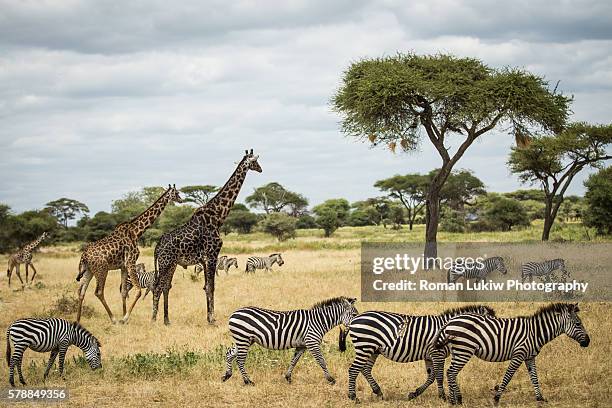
<box><xmin>0</xmin><ymin>238</ymin><xmax>610</xmax><ymax>407</ymax></box>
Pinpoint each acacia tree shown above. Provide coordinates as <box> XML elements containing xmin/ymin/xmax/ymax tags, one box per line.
<box><xmin>332</xmin><ymin>53</ymin><xmax>570</xmax><ymax>261</ymax></box>
<box><xmin>436</xmin><ymin>169</ymin><xmax>486</xmax><ymax>211</ymax></box>
<box><xmin>508</xmin><ymin>122</ymin><xmax>612</xmax><ymax>240</ymax></box>
<box><xmin>45</xmin><ymin>198</ymin><xmax>89</xmax><ymax>227</ymax></box>
<box><xmin>246</xmin><ymin>182</ymin><xmax>308</xmax><ymax>216</ymax></box>
<box><xmin>180</xmin><ymin>185</ymin><xmax>218</xmax><ymax>206</ymax></box>
<box><xmin>375</xmin><ymin>174</ymin><xmax>428</xmax><ymax>230</ymax></box>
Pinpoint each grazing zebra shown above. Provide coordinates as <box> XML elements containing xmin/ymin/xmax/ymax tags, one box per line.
<box><xmin>6</xmin><ymin>318</ymin><xmax>102</xmax><ymax>386</ymax></box>
<box><xmin>195</xmin><ymin>256</ymin><xmax>239</xmax><ymax>276</ymax></box>
<box><xmin>447</xmin><ymin>256</ymin><xmax>507</xmax><ymax>283</ymax></box>
<box><xmin>245</xmin><ymin>253</ymin><xmax>284</xmax><ymax>273</ymax></box>
<box><xmin>347</xmin><ymin>305</ymin><xmax>496</xmax><ymax>402</ymax></box>
<box><xmin>119</xmin><ymin>263</ymin><xmax>156</xmax><ymax>298</ymax></box>
<box><xmin>521</xmin><ymin>258</ymin><xmax>567</xmax><ymax>282</ymax></box>
<box><xmin>222</xmin><ymin>296</ymin><xmax>357</xmax><ymax>385</ymax></box>
<box><xmin>434</xmin><ymin>303</ymin><xmax>590</xmax><ymax>405</ymax></box>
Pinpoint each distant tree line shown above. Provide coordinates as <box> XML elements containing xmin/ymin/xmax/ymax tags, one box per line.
<box><xmin>2</xmin><ymin>166</ymin><xmax>609</xmax><ymax>252</ymax></box>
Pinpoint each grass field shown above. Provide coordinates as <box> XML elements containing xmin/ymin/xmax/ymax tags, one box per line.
<box><xmin>0</xmin><ymin>224</ymin><xmax>610</xmax><ymax>407</ymax></box>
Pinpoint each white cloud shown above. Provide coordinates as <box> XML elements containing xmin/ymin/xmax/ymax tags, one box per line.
<box><xmin>0</xmin><ymin>1</ymin><xmax>610</xmax><ymax>213</ymax></box>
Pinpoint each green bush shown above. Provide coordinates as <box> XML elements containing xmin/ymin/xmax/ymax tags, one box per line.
<box><xmin>259</xmin><ymin>213</ymin><xmax>297</xmax><ymax>241</ymax></box>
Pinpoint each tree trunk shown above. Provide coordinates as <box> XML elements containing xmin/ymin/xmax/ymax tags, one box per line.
<box><xmin>424</xmin><ymin>187</ymin><xmax>441</xmax><ymax>267</ymax></box>
<box><xmin>541</xmin><ymin>196</ymin><xmax>554</xmax><ymax>241</ymax></box>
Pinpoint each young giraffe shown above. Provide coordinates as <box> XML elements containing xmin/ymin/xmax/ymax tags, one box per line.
<box><xmin>75</xmin><ymin>185</ymin><xmax>182</xmax><ymax>324</ymax></box>
<box><xmin>152</xmin><ymin>149</ymin><xmax>262</xmax><ymax>325</ymax></box>
<box><xmin>6</xmin><ymin>232</ymin><xmax>48</xmax><ymax>288</ymax></box>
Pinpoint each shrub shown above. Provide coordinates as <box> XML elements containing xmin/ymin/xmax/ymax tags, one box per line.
<box><xmin>440</xmin><ymin>210</ymin><xmax>466</xmax><ymax>233</ymax></box>
<box><xmin>46</xmin><ymin>293</ymin><xmax>95</xmax><ymax>318</ymax></box>
<box><xmin>259</xmin><ymin>213</ymin><xmax>297</xmax><ymax>241</ymax></box>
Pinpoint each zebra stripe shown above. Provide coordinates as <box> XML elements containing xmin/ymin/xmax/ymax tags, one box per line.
<box><xmin>6</xmin><ymin>318</ymin><xmax>101</xmax><ymax>387</ymax></box>
<box><xmin>120</xmin><ymin>263</ymin><xmax>156</xmax><ymax>298</ymax></box>
<box><xmin>245</xmin><ymin>253</ymin><xmax>284</xmax><ymax>273</ymax></box>
<box><xmin>447</xmin><ymin>256</ymin><xmax>507</xmax><ymax>283</ymax></box>
<box><xmin>347</xmin><ymin>305</ymin><xmax>495</xmax><ymax>402</ymax></box>
<box><xmin>222</xmin><ymin>296</ymin><xmax>357</xmax><ymax>385</ymax></box>
<box><xmin>521</xmin><ymin>259</ymin><xmax>567</xmax><ymax>282</ymax></box>
<box><xmin>194</xmin><ymin>256</ymin><xmax>239</xmax><ymax>276</ymax></box>
<box><xmin>434</xmin><ymin>303</ymin><xmax>590</xmax><ymax>405</ymax></box>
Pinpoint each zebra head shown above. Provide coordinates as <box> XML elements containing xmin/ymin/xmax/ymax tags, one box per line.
<box><xmin>271</xmin><ymin>253</ymin><xmax>284</xmax><ymax>266</ymax></box>
<box><xmin>73</xmin><ymin>322</ymin><xmax>102</xmax><ymax>369</ymax></box>
<box><xmin>493</xmin><ymin>256</ymin><xmax>507</xmax><ymax>274</ymax></box>
<box><xmin>337</xmin><ymin>297</ymin><xmax>358</xmax><ymax>352</ymax></box>
<box><xmin>559</xmin><ymin>303</ymin><xmax>590</xmax><ymax>348</ymax></box>
<box><xmin>243</xmin><ymin>149</ymin><xmax>262</xmax><ymax>173</ymax></box>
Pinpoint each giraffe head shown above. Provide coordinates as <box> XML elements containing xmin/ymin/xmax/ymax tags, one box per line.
<box><xmin>167</xmin><ymin>184</ymin><xmax>183</xmax><ymax>204</ymax></box>
<box><xmin>242</xmin><ymin>149</ymin><xmax>262</xmax><ymax>173</ymax></box>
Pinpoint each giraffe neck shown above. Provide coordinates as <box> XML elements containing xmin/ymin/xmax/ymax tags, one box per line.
<box><xmin>129</xmin><ymin>189</ymin><xmax>173</xmax><ymax>238</ymax></box>
<box><xmin>200</xmin><ymin>160</ymin><xmax>248</xmax><ymax>225</ymax></box>
<box><xmin>24</xmin><ymin>233</ymin><xmax>45</xmax><ymax>252</ymax></box>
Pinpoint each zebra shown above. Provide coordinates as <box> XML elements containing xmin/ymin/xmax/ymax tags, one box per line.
<box><xmin>222</xmin><ymin>296</ymin><xmax>358</xmax><ymax>385</ymax></box>
<box><xmin>6</xmin><ymin>318</ymin><xmax>102</xmax><ymax>386</ymax></box>
<box><xmin>347</xmin><ymin>305</ymin><xmax>496</xmax><ymax>402</ymax></box>
<box><xmin>119</xmin><ymin>263</ymin><xmax>156</xmax><ymax>298</ymax></box>
<box><xmin>195</xmin><ymin>256</ymin><xmax>239</xmax><ymax>276</ymax></box>
<box><xmin>521</xmin><ymin>258</ymin><xmax>567</xmax><ymax>282</ymax></box>
<box><xmin>447</xmin><ymin>256</ymin><xmax>507</xmax><ymax>283</ymax></box>
<box><xmin>434</xmin><ymin>303</ymin><xmax>590</xmax><ymax>405</ymax></box>
<box><xmin>245</xmin><ymin>253</ymin><xmax>284</xmax><ymax>273</ymax></box>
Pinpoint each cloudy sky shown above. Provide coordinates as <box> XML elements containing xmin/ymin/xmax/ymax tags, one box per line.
<box><xmin>1</xmin><ymin>0</ymin><xmax>611</xmax><ymax>215</ymax></box>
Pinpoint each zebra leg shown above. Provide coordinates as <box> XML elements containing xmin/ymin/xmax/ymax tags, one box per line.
<box><xmin>525</xmin><ymin>358</ymin><xmax>546</xmax><ymax>402</ymax></box>
<box><xmin>43</xmin><ymin>348</ymin><xmax>59</xmax><ymax>380</ymax></box>
<box><xmin>58</xmin><ymin>346</ymin><xmax>68</xmax><ymax>379</ymax></box>
<box><xmin>432</xmin><ymin>350</ymin><xmax>447</xmax><ymax>401</ymax></box>
<box><xmin>284</xmin><ymin>347</ymin><xmax>306</xmax><ymax>383</ymax></box>
<box><xmin>235</xmin><ymin>343</ymin><xmax>254</xmax><ymax>385</ymax></box>
<box><xmin>493</xmin><ymin>357</ymin><xmax>523</xmax><ymax>405</ymax></box>
<box><xmin>408</xmin><ymin>358</ymin><xmax>436</xmax><ymax>400</ymax></box>
<box><xmin>222</xmin><ymin>345</ymin><xmax>237</xmax><ymax>382</ymax></box>
<box><xmin>15</xmin><ymin>348</ymin><xmax>26</xmax><ymax>385</ymax></box>
<box><xmin>7</xmin><ymin>344</ymin><xmax>25</xmax><ymax>387</ymax></box>
<box><xmin>348</xmin><ymin>349</ymin><xmax>368</xmax><ymax>401</ymax></box>
<box><xmin>447</xmin><ymin>353</ymin><xmax>471</xmax><ymax>405</ymax></box>
<box><xmin>362</xmin><ymin>353</ymin><xmax>382</xmax><ymax>398</ymax></box>
<box><xmin>306</xmin><ymin>341</ymin><xmax>335</xmax><ymax>384</ymax></box>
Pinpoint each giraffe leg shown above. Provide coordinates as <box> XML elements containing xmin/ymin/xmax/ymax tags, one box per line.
<box><xmin>121</xmin><ymin>255</ymin><xmax>142</xmax><ymax>324</ymax></box>
<box><xmin>163</xmin><ymin>285</ymin><xmax>171</xmax><ymax>325</ymax></box>
<box><xmin>76</xmin><ymin>270</ymin><xmax>94</xmax><ymax>322</ymax></box>
<box><xmin>203</xmin><ymin>253</ymin><xmax>219</xmax><ymax>324</ymax></box>
<box><xmin>94</xmin><ymin>272</ymin><xmax>116</xmax><ymax>323</ymax></box>
<box><xmin>28</xmin><ymin>263</ymin><xmax>38</xmax><ymax>284</ymax></box>
<box><xmin>25</xmin><ymin>263</ymin><xmax>29</xmax><ymax>286</ymax></box>
<box><xmin>120</xmin><ymin>267</ymin><xmax>129</xmax><ymax>316</ymax></box>
<box><xmin>7</xmin><ymin>262</ymin><xmax>13</xmax><ymax>288</ymax></box>
<box><xmin>14</xmin><ymin>264</ymin><xmax>24</xmax><ymax>289</ymax></box>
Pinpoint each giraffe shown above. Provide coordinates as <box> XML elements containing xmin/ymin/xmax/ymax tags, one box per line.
<box><xmin>6</xmin><ymin>232</ymin><xmax>48</xmax><ymax>288</ymax></box>
<box><xmin>75</xmin><ymin>185</ymin><xmax>182</xmax><ymax>324</ymax></box>
<box><xmin>152</xmin><ymin>149</ymin><xmax>262</xmax><ymax>325</ymax></box>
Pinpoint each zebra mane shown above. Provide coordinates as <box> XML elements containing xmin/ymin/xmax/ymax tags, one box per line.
<box><xmin>71</xmin><ymin>321</ymin><xmax>101</xmax><ymax>346</ymax></box>
<box><xmin>532</xmin><ymin>303</ymin><xmax>577</xmax><ymax>317</ymax></box>
<box><xmin>440</xmin><ymin>305</ymin><xmax>496</xmax><ymax>318</ymax></box>
<box><xmin>269</xmin><ymin>253</ymin><xmax>281</xmax><ymax>257</ymax></box>
<box><xmin>310</xmin><ymin>296</ymin><xmax>348</xmax><ymax>310</ymax></box>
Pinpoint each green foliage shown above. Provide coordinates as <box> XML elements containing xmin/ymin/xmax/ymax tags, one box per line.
<box><xmin>77</xmin><ymin>211</ymin><xmax>121</xmax><ymax>242</ymax></box>
<box><xmin>375</xmin><ymin>174</ymin><xmax>427</xmax><ymax>228</ymax></box>
<box><xmin>583</xmin><ymin>167</ymin><xmax>612</xmax><ymax>235</ymax></box>
<box><xmin>180</xmin><ymin>185</ymin><xmax>218</xmax><ymax>206</ymax></box>
<box><xmin>472</xmin><ymin>194</ymin><xmax>530</xmax><ymax>232</ymax></box>
<box><xmin>350</xmin><ymin>198</ymin><xmax>391</xmax><ymax>227</ymax></box>
<box><xmin>117</xmin><ymin>348</ymin><xmax>206</xmax><ymax>379</ymax></box>
<box><xmin>313</xmin><ymin>199</ymin><xmax>351</xmax><ymax>236</ymax></box>
<box><xmin>45</xmin><ymin>198</ymin><xmax>89</xmax><ymax>227</ymax></box>
<box><xmin>0</xmin><ymin>206</ymin><xmax>58</xmax><ymax>252</ymax></box>
<box><xmin>296</xmin><ymin>213</ymin><xmax>318</xmax><ymax>229</ymax></box>
<box><xmin>246</xmin><ymin>182</ymin><xmax>308</xmax><ymax>216</ymax></box>
<box><xmin>440</xmin><ymin>209</ymin><xmax>466</xmax><ymax>233</ymax></box>
<box><xmin>504</xmin><ymin>189</ymin><xmax>545</xmax><ymax>202</ymax></box>
<box><xmin>223</xmin><ymin>205</ymin><xmax>260</xmax><ymax>234</ymax></box>
<box><xmin>435</xmin><ymin>169</ymin><xmax>486</xmax><ymax>210</ymax></box>
<box><xmin>258</xmin><ymin>212</ymin><xmax>297</xmax><ymax>241</ymax></box>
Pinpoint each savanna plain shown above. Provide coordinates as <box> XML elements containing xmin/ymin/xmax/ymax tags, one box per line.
<box><xmin>0</xmin><ymin>224</ymin><xmax>610</xmax><ymax>407</ymax></box>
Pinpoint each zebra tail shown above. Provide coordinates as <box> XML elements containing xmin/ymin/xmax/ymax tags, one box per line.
<box><xmin>339</xmin><ymin>327</ymin><xmax>347</xmax><ymax>352</ymax></box>
<box><xmin>144</xmin><ymin>288</ymin><xmax>151</xmax><ymax>298</ymax></box>
<box><xmin>5</xmin><ymin>329</ymin><xmax>11</xmax><ymax>366</ymax></box>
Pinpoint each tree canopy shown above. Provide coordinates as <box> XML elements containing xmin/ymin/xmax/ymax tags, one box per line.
<box><xmin>45</xmin><ymin>198</ymin><xmax>89</xmax><ymax>227</ymax></box>
<box><xmin>332</xmin><ymin>53</ymin><xmax>571</xmax><ymax>259</ymax></box>
<box><xmin>583</xmin><ymin>166</ymin><xmax>612</xmax><ymax>235</ymax></box>
<box><xmin>180</xmin><ymin>185</ymin><xmax>219</xmax><ymax>207</ymax></box>
<box><xmin>375</xmin><ymin>174</ymin><xmax>427</xmax><ymax>229</ymax></box>
<box><xmin>508</xmin><ymin>122</ymin><xmax>612</xmax><ymax>239</ymax></box>
<box><xmin>246</xmin><ymin>182</ymin><xmax>308</xmax><ymax>216</ymax></box>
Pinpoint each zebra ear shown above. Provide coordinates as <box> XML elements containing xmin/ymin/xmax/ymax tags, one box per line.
<box><xmin>348</xmin><ymin>297</ymin><xmax>357</xmax><ymax>304</ymax></box>
<box><xmin>573</xmin><ymin>303</ymin><xmax>580</xmax><ymax>312</ymax></box>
